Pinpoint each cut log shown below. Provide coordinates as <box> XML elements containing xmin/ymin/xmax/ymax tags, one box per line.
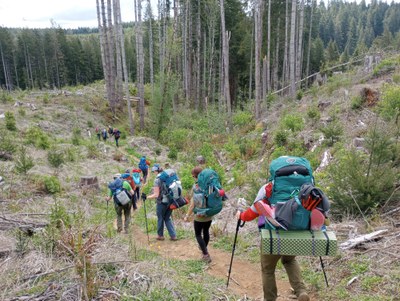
<box><xmin>340</xmin><ymin>229</ymin><xmax>388</xmax><ymax>250</ymax></box>
<box><xmin>79</xmin><ymin>176</ymin><xmax>100</xmax><ymax>189</ymax></box>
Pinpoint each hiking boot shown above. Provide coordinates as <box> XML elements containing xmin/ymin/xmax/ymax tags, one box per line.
<box><xmin>202</xmin><ymin>254</ymin><xmax>212</xmax><ymax>263</ymax></box>
<box><xmin>156</xmin><ymin>236</ymin><xmax>165</xmax><ymax>241</ymax></box>
<box><xmin>170</xmin><ymin>237</ymin><xmax>178</xmax><ymax>241</ymax></box>
<box><xmin>298</xmin><ymin>292</ymin><xmax>310</xmax><ymax>301</ymax></box>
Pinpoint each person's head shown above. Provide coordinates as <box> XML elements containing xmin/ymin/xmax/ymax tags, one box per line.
<box><xmin>113</xmin><ymin>173</ymin><xmax>121</xmax><ymax>180</ymax></box>
<box><xmin>196</xmin><ymin>155</ymin><xmax>205</xmax><ymax>165</ymax></box>
<box><xmin>151</xmin><ymin>163</ymin><xmax>162</xmax><ymax>173</ymax></box>
<box><xmin>191</xmin><ymin>166</ymin><xmax>203</xmax><ymax>179</ymax></box>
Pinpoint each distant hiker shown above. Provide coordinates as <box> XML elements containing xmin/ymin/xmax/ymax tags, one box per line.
<box><xmin>106</xmin><ymin>173</ymin><xmax>134</xmax><ymax>234</ymax></box>
<box><xmin>138</xmin><ymin>156</ymin><xmax>150</xmax><ymax>184</ymax></box>
<box><xmin>196</xmin><ymin>155</ymin><xmax>206</xmax><ymax>167</ymax></box>
<box><xmin>113</xmin><ymin>128</ymin><xmax>121</xmax><ymax>147</ymax></box>
<box><xmin>102</xmin><ymin>128</ymin><xmax>108</xmax><ymax>141</ymax></box>
<box><xmin>108</xmin><ymin>125</ymin><xmax>114</xmax><ymax>136</ymax></box>
<box><xmin>86</xmin><ymin>128</ymin><xmax>91</xmax><ymax>139</ymax></box>
<box><xmin>95</xmin><ymin>127</ymin><xmax>101</xmax><ymax>141</ymax></box>
<box><xmin>235</xmin><ymin>156</ymin><xmax>328</xmax><ymax>301</ymax></box>
<box><xmin>184</xmin><ymin>166</ymin><xmax>212</xmax><ymax>263</ymax></box>
<box><xmin>144</xmin><ymin>164</ymin><xmax>177</xmax><ymax>241</ymax></box>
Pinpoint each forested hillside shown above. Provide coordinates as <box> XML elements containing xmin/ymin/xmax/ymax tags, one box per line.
<box><xmin>1</xmin><ymin>0</ymin><xmax>400</xmax><ymax>300</ymax></box>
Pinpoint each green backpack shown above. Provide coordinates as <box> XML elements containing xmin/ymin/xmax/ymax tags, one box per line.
<box><xmin>193</xmin><ymin>169</ymin><xmax>225</xmax><ymax>217</ymax></box>
<box><xmin>263</xmin><ymin>156</ymin><xmax>314</xmax><ymax>230</ymax></box>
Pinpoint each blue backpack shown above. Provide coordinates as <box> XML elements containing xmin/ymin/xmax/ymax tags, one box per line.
<box><xmin>138</xmin><ymin>157</ymin><xmax>148</xmax><ymax>171</ymax></box>
<box><xmin>108</xmin><ymin>178</ymin><xmax>131</xmax><ymax>206</ymax></box>
<box><xmin>193</xmin><ymin>169</ymin><xmax>226</xmax><ymax>217</ymax></box>
<box><xmin>262</xmin><ymin>156</ymin><xmax>315</xmax><ymax>230</ymax></box>
<box><xmin>132</xmin><ymin>171</ymin><xmax>141</xmax><ymax>186</ymax></box>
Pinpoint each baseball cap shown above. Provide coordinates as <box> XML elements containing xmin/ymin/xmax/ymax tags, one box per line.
<box><xmin>151</xmin><ymin>164</ymin><xmax>160</xmax><ymax>172</ymax></box>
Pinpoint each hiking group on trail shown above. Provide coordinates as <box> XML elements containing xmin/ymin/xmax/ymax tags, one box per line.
<box><xmin>105</xmin><ymin>155</ymin><xmax>334</xmax><ymax>301</ymax></box>
<box><xmin>94</xmin><ymin>125</ymin><xmax>121</xmax><ymax>147</ymax></box>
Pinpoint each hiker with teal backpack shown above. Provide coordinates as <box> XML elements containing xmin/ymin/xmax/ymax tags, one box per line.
<box><xmin>105</xmin><ymin>173</ymin><xmax>135</xmax><ymax>234</ymax></box>
<box><xmin>143</xmin><ymin>164</ymin><xmax>178</xmax><ymax>241</ymax></box>
<box><xmin>185</xmin><ymin>166</ymin><xmax>227</xmax><ymax>262</ymax></box>
<box><xmin>138</xmin><ymin>156</ymin><xmax>150</xmax><ymax>184</ymax></box>
<box><xmin>235</xmin><ymin>156</ymin><xmax>330</xmax><ymax>301</ymax></box>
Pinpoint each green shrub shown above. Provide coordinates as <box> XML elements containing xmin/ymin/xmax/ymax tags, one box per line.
<box><xmin>65</xmin><ymin>147</ymin><xmax>78</xmax><ymax>162</ymax></box>
<box><xmin>87</xmin><ymin>120</ymin><xmax>93</xmax><ymax>128</ymax></box>
<box><xmin>392</xmin><ymin>74</ymin><xmax>400</xmax><ymax>84</ymax></box>
<box><xmin>351</xmin><ymin>95</ymin><xmax>364</xmax><ymax>110</ymax></box>
<box><xmin>71</xmin><ymin>127</ymin><xmax>82</xmax><ymax>146</ymax></box>
<box><xmin>233</xmin><ymin>111</ymin><xmax>254</xmax><ymax>127</ymax></box>
<box><xmin>0</xmin><ymin>133</ymin><xmax>16</xmax><ymax>153</ymax></box>
<box><xmin>274</xmin><ymin>130</ymin><xmax>288</xmax><ymax>146</ymax></box>
<box><xmin>87</xmin><ymin>143</ymin><xmax>100</xmax><ymax>159</ymax></box>
<box><xmin>47</xmin><ymin>148</ymin><xmax>65</xmax><ymax>168</ymax></box>
<box><xmin>43</xmin><ymin>93</ymin><xmax>50</xmax><ymax>104</ymax></box>
<box><xmin>50</xmin><ymin>199</ymin><xmax>71</xmax><ymax>228</ymax></box>
<box><xmin>281</xmin><ymin>114</ymin><xmax>304</xmax><ymax>132</ymax></box>
<box><xmin>18</xmin><ymin>108</ymin><xmax>26</xmax><ymax>117</ymax></box>
<box><xmin>25</xmin><ymin>126</ymin><xmax>51</xmax><ymax>149</ymax></box>
<box><xmin>43</xmin><ymin>176</ymin><xmax>61</xmax><ymax>194</ymax></box>
<box><xmin>307</xmin><ymin>106</ymin><xmax>321</xmax><ymax>121</ymax></box>
<box><xmin>168</xmin><ymin>147</ymin><xmax>178</xmax><ymax>160</ymax></box>
<box><xmin>379</xmin><ymin>84</ymin><xmax>400</xmax><ymax>121</ymax></box>
<box><xmin>372</xmin><ymin>58</ymin><xmax>397</xmax><ymax>77</ymax></box>
<box><xmin>161</xmin><ymin>128</ymin><xmax>190</xmax><ymax>151</ymax></box>
<box><xmin>5</xmin><ymin>112</ymin><xmax>17</xmax><ymax>131</ymax></box>
<box><xmin>155</xmin><ymin>147</ymin><xmax>161</xmax><ymax>156</ymax></box>
<box><xmin>14</xmin><ymin>147</ymin><xmax>34</xmax><ymax>174</ymax></box>
<box><xmin>296</xmin><ymin>90</ymin><xmax>304</xmax><ymax>100</ymax></box>
<box><xmin>320</xmin><ymin>122</ymin><xmax>343</xmax><ymax>146</ymax></box>
<box><xmin>327</xmin><ymin>127</ymin><xmax>398</xmax><ymax>216</ymax></box>
<box><xmin>1</xmin><ymin>92</ymin><xmax>13</xmax><ymax>103</ymax></box>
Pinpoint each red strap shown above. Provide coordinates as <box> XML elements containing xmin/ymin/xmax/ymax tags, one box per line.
<box><xmin>265</xmin><ymin>182</ymin><xmax>273</xmax><ymax>200</ymax></box>
<box><xmin>240</xmin><ymin>208</ymin><xmax>259</xmax><ymax>222</ymax></box>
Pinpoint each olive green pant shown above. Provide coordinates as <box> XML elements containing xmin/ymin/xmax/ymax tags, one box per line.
<box><xmin>260</xmin><ymin>250</ymin><xmax>307</xmax><ymax>301</ymax></box>
<box><xmin>114</xmin><ymin>201</ymin><xmax>132</xmax><ymax>232</ymax></box>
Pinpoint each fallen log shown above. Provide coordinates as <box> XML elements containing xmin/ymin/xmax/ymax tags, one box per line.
<box><xmin>340</xmin><ymin>229</ymin><xmax>388</xmax><ymax>250</ymax></box>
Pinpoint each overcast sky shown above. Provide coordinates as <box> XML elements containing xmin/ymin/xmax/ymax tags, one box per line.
<box><xmin>0</xmin><ymin>0</ymin><xmax>144</xmax><ymax>29</ymax></box>
<box><xmin>0</xmin><ymin>0</ymin><xmax>398</xmax><ymax>29</ymax></box>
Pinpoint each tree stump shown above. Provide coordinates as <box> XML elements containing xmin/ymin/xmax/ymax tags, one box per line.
<box><xmin>79</xmin><ymin>176</ymin><xmax>100</xmax><ymax>190</ymax></box>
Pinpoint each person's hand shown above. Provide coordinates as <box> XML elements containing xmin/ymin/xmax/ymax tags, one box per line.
<box><xmin>183</xmin><ymin>215</ymin><xmax>189</xmax><ymax>222</ymax></box>
<box><xmin>141</xmin><ymin>192</ymin><xmax>147</xmax><ymax>201</ymax></box>
<box><xmin>235</xmin><ymin>210</ymin><xmax>242</xmax><ymax>220</ymax></box>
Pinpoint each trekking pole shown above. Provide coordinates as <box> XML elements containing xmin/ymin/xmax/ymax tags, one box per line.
<box><xmin>227</xmin><ymin>219</ymin><xmax>245</xmax><ymax>288</ymax></box>
<box><xmin>141</xmin><ymin>193</ymin><xmax>150</xmax><ymax>244</ymax></box>
<box><xmin>319</xmin><ymin>256</ymin><xmax>329</xmax><ymax>287</ymax></box>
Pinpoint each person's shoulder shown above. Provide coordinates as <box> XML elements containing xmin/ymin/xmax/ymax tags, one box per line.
<box><xmin>123</xmin><ymin>181</ymin><xmax>132</xmax><ymax>190</ymax></box>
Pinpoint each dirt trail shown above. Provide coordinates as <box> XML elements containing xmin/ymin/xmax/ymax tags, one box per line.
<box><xmin>124</xmin><ymin>221</ymin><xmax>298</xmax><ymax>300</ymax></box>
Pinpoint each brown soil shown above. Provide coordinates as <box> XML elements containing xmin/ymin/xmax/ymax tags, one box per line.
<box><xmin>115</xmin><ymin>218</ymin><xmax>309</xmax><ymax>300</ymax></box>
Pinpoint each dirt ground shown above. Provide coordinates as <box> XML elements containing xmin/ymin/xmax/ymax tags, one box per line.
<box><xmin>116</xmin><ymin>216</ymin><xmax>314</xmax><ymax>301</ymax></box>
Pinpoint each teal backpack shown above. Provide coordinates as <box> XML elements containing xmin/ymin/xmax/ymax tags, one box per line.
<box><xmin>262</xmin><ymin>156</ymin><xmax>314</xmax><ymax>230</ymax></box>
<box><xmin>194</xmin><ymin>169</ymin><xmax>226</xmax><ymax>217</ymax></box>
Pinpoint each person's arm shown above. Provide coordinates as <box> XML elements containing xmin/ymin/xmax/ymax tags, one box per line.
<box><xmin>236</xmin><ymin>184</ymin><xmax>267</xmax><ymax>221</ymax></box>
<box><xmin>105</xmin><ymin>189</ymin><xmax>112</xmax><ymax>202</ymax></box>
<box><xmin>184</xmin><ymin>198</ymin><xmax>195</xmax><ymax>221</ymax></box>
<box><xmin>147</xmin><ymin>186</ymin><xmax>160</xmax><ymax>199</ymax></box>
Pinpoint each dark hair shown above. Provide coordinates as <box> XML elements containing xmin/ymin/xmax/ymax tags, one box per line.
<box><xmin>191</xmin><ymin>166</ymin><xmax>203</xmax><ymax>178</ymax></box>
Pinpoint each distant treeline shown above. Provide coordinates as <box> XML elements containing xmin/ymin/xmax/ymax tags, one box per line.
<box><xmin>0</xmin><ymin>0</ymin><xmax>399</xmax><ymax>103</ymax></box>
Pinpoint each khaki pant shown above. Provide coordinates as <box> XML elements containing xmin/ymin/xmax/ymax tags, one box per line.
<box><xmin>114</xmin><ymin>202</ymin><xmax>132</xmax><ymax>232</ymax></box>
<box><xmin>260</xmin><ymin>250</ymin><xmax>307</xmax><ymax>301</ymax></box>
